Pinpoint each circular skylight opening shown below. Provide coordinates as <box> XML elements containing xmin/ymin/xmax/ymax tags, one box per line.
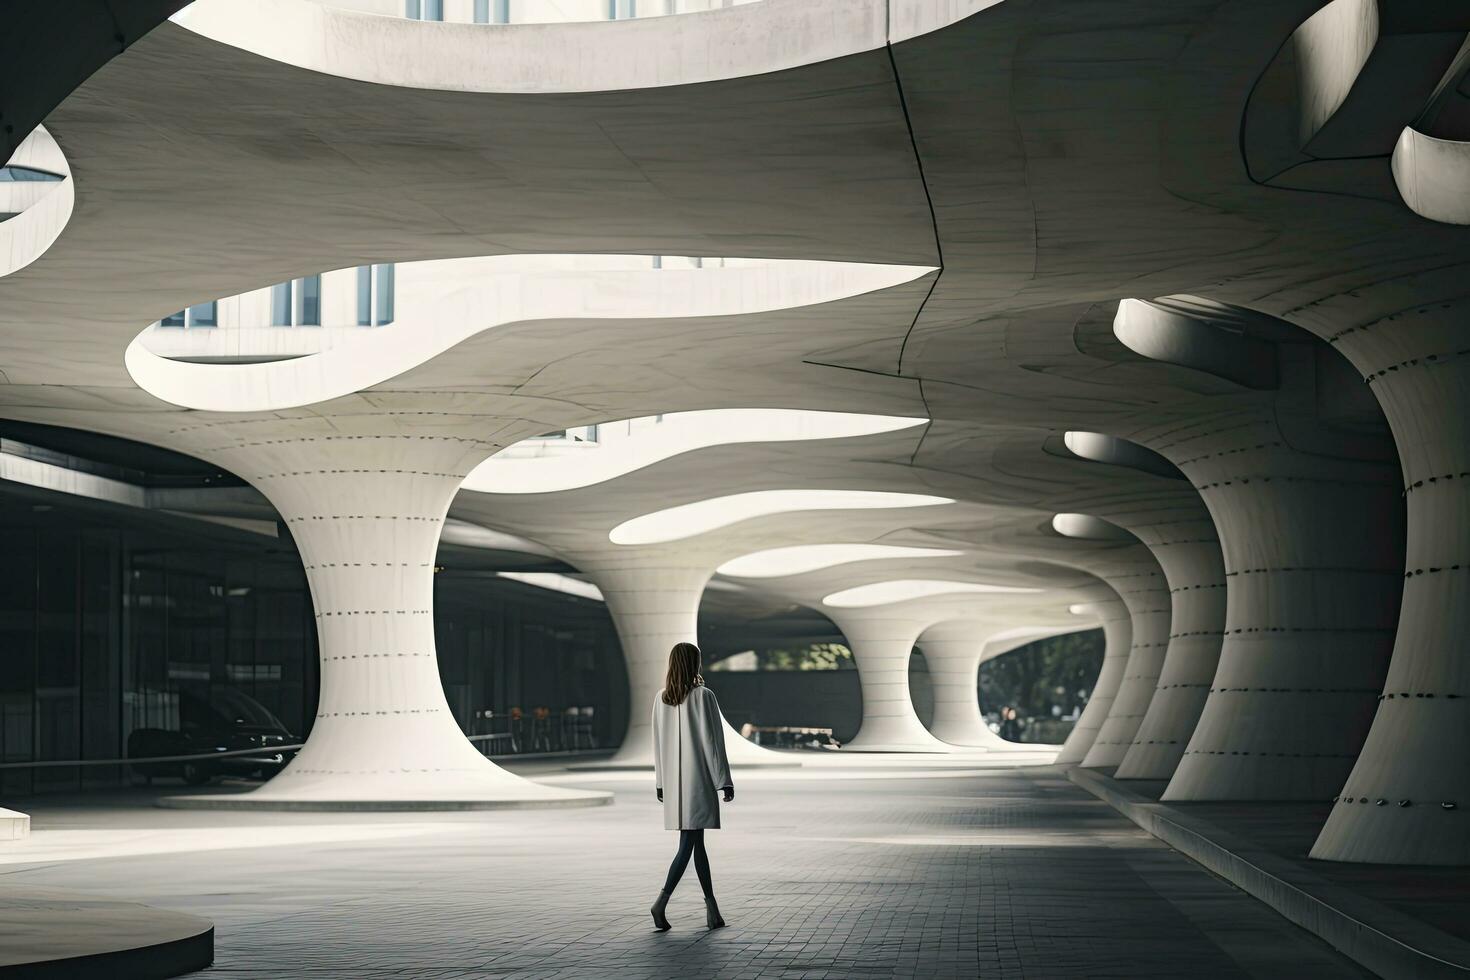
<box><xmin>823</xmin><ymin>579</ymin><xmax>1042</xmax><ymax>608</ymax></box>
<box><xmin>609</xmin><ymin>490</ymin><xmax>953</xmax><ymax>546</ymax></box>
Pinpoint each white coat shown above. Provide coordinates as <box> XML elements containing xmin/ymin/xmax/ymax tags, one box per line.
<box><xmin>652</xmin><ymin>684</ymin><xmax>733</xmax><ymax>831</ymax></box>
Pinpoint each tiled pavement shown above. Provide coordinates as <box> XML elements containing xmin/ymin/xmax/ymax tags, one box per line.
<box><xmin>2</xmin><ymin>764</ymin><xmax>1370</xmax><ymax>978</ymax></box>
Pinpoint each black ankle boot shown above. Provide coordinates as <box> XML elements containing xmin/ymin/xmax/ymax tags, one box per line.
<box><xmin>650</xmin><ymin>890</ymin><xmax>672</xmax><ymax>931</ymax></box>
<box><xmin>704</xmin><ymin>895</ymin><xmax>725</xmax><ymax>929</ymax></box>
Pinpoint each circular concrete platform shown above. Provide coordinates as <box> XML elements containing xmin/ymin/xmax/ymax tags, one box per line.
<box><xmin>0</xmin><ymin>885</ymin><xmax>213</xmax><ymax>979</ymax></box>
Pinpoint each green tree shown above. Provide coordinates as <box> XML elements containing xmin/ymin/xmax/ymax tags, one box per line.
<box><xmin>979</xmin><ymin>629</ymin><xmax>1104</xmax><ymax>733</ymax></box>
<box><xmin>709</xmin><ymin>643</ymin><xmax>854</xmax><ymax>671</ymax></box>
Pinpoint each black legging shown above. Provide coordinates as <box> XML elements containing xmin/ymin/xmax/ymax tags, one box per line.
<box><xmin>662</xmin><ymin>829</ymin><xmax>714</xmax><ymax>898</ymax></box>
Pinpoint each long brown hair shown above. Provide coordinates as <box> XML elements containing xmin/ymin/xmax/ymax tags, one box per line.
<box><xmin>661</xmin><ymin>642</ymin><xmax>703</xmax><ymax>705</ymax></box>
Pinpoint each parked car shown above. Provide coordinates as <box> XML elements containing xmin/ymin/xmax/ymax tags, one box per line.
<box><xmin>128</xmin><ymin>688</ymin><xmax>297</xmax><ymax>785</ymax></box>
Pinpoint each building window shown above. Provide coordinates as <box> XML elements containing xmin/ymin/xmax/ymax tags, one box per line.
<box><xmin>297</xmin><ymin>274</ymin><xmax>321</xmax><ymax>326</ymax></box>
<box><xmin>189</xmin><ymin>301</ymin><xmax>217</xmax><ymax>327</ymax></box>
<box><xmin>0</xmin><ymin>166</ymin><xmax>63</xmax><ymax>183</ymax></box>
<box><xmin>374</xmin><ymin>264</ymin><xmax>394</xmax><ymax>325</ymax></box>
<box><xmin>160</xmin><ymin>302</ymin><xmax>218</xmax><ymax>328</ymax></box>
<box><xmin>405</xmin><ymin>0</ymin><xmax>443</xmax><ymax>20</ymax></box>
<box><xmin>356</xmin><ymin>264</ymin><xmax>395</xmax><ymax>327</ymax></box>
<box><xmin>475</xmin><ymin>0</ymin><xmax>510</xmax><ymax>23</ymax></box>
<box><xmin>270</xmin><ymin>282</ymin><xmax>291</xmax><ymax>327</ymax></box>
<box><xmin>356</xmin><ymin>267</ymin><xmax>371</xmax><ymax>326</ymax></box>
<box><xmin>270</xmin><ymin>276</ymin><xmax>322</xmax><ymax>327</ymax></box>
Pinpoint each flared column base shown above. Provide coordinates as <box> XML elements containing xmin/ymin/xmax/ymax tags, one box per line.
<box><xmin>844</xmin><ymin>714</ymin><xmax>955</xmax><ymax>753</ymax></box>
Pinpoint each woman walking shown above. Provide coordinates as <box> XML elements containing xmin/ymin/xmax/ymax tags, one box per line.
<box><xmin>650</xmin><ymin>641</ymin><xmax>733</xmax><ymax>931</ymax></box>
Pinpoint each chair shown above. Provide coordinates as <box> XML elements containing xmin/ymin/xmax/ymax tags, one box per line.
<box><xmin>476</xmin><ymin>709</ymin><xmax>516</xmax><ymax>755</ymax></box>
<box><xmin>572</xmin><ymin>705</ymin><xmax>597</xmax><ymax>750</ymax></box>
<box><xmin>561</xmin><ymin>707</ymin><xmax>579</xmax><ymax>751</ymax></box>
<box><xmin>530</xmin><ymin>706</ymin><xmax>553</xmax><ymax>753</ymax></box>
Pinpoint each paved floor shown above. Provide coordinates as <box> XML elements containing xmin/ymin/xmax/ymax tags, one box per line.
<box><xmin>1122</xmin><ymin>778</ymin><xmax>1470</xmax><ymax>946</ymax></box>
<box><xmin>0</xmin><ymin>761</ymin><xmax>1370</xmax><ymax>979</ymax></box>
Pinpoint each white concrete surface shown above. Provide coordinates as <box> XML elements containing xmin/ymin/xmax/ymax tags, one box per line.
<box><xmin>0</xmin><ymin>809</ymin><xmax>30</xmax><ymax>842</ymax></box>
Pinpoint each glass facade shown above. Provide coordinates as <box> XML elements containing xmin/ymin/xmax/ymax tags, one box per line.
<box><xmin>436</xmin><ymin>582</ymin><xmax>626</xmax><ymax>750</ymax></box>
<box><xmin>0</xmin><ymin>493</ymin><xmax>627</xmax><ymax>795</ymax></box>
<box><xmin>0</xmin><ymin>518</ymin><xmax>317</xmax><ymax>796</ymax></box>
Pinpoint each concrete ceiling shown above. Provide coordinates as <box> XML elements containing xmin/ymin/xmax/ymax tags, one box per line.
<box><xmin>3</xmin><ymin>0</ymin><xmax>1468</xmax><ymax>626</ymax></box>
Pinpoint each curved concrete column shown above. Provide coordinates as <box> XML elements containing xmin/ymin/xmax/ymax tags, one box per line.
<box><xmin>1166</xmin><ymin>432</ymin><xmax>1399</xmax><ymax>801</ymax></box>
<box><xmin>1292</xmin><ymin>278</ymin><xmax>1470</xmax><ymax>864</ymax></box>
<box><xmin>1118</xmin><ymin>300</ymin><xmax>1404</xmax><ymax>802</ymax></box>
<box><xmin>178</xmin><ymin>425</ymin><xmax>606</xmax><ymax>807</ymax></box>
<box><xmin>580</xmin><ymin>559</ymin><xmax>789</xmax><ymax>767</ymax></box>
<box><xmin>1055</xmin><ymin>582</ymin><xmax>1132</xmax><ymax>765</ymax></box>
<box><xmin>829</xmin><ymin>608</ymin><xmax>952</xmax><ymax>752</ymax></box>
<box><xmin>917</xmin><ymin>621</ymin><xmax>993</xmax><ymax>746</ymax></box>
<box><xmin>1060</xmin><ymin>433</ymin><xmax>1228</xmax><ymax>779</ymax></box>
<box><xmin>1114</xmin><ymin>525</ymin><xmax>1226</xmax><ymax>779</ymax></box>
<box><xmin>1054</xmin><ymin>522</ymin><xmax>1171</xmax><ymax>770</ymax></box>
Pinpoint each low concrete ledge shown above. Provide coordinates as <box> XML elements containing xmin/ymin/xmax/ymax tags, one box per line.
<box><xmin>0</xmin><ymin>886</ymin><xmax>212</xmax><ymax>979</ymax></box>
<box><xmin>156</xmin><ymin>793</ymin><xmax>611</xmax><ymax>812</ymax></box>
<box><xmin>1067</xmin><ymin>766</ymin><xmax>1470</xmax><ymax>980</ymax></box>
<box><xmin>0</xmin><ymin>809</ymin><xmax>29</xmax><ymax>842</ymax></box>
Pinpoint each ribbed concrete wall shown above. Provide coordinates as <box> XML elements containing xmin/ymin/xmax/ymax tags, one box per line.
<box><xmin>1115</xmin><ymin>348</ymin><xmax>1406</xmax><ymax>801</ymax></box>
<box><xmin>1162</xmin><ymin>419</ymin><xmax>1401</xmax><ymax>801</ymax></box>
<box><xmin>1291</xmin><ymin>271</ymin><xmax>1470</xmax><ymax>864</ymax></box>
<box><xmin>1114</xmin><ymin>297</ymin><xmax>1404</xmax><ymax>802</ymax></box>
